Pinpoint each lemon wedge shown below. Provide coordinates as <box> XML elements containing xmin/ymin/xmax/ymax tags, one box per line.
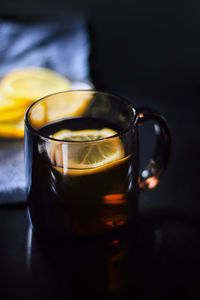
<box><xmin>0</xmin><ymin>119</ymin><xmax>24</xmax><ymax>138</ymax></box>
<box><xmin>48</xmin><ymin>128</ymin><xmax>125</xmax><ymax>175</ymax></box>
<box><xmin>0</xmin><ymin>67</ymin><xmax>71</xmax><ymax>104</ymax></box>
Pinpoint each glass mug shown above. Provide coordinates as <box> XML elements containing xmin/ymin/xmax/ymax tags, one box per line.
<box><xmin>25</xmin><ymin>91</ymin><xmax>170</xmax><ymax>245</ymax></box>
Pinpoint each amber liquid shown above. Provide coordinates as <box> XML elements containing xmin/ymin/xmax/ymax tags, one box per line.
<box><xmin>27</xmin><ymin>117</ymin><xmax>139</xmax><ymax>244</ymax></box>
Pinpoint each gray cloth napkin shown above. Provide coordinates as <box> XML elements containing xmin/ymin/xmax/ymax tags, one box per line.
<box><xmin>0</xmin><ymin>18</ymin><xmax>90</xmax><ymax>80</ymax></box>
<box><xmin>0</xmin><ymin>18</ymin><xmax>91</xmax><ymax>205</ymax></box>
<box><xmin>0</xmin><ymin>140</ymin><xmax>26</xmax><ymax>204</ymax></box>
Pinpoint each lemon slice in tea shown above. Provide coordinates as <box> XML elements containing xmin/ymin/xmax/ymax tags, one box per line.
<box><xmin>49</xmin><ymin>128</ymin><xmax>125</xmax><ymax>174</ymax></box>
<box><xmin>0</xmin><ymin>67</ymin><xmax>71</xmax><ymax>104</ymax></box>
<box><xmin>52</xmin><ymin>128</ymin><xmax>118</xmax><ymax>142</ymax></box>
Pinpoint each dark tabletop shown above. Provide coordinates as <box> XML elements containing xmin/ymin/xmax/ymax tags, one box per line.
<box><xmin>1</xmin><ymin>206</ymin><xmax>200</xmax><ymax>300</ymax></box>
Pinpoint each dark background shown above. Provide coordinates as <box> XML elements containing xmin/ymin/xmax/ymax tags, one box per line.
<box><xmin>2</xmin><ymin>0</ymin><xmax>200</xmax><ymax>89</ymax></box>
<box><xmin>0</xmin><ymin>1</ymin><xmax>200</xmax><ymax>299</ymax></box>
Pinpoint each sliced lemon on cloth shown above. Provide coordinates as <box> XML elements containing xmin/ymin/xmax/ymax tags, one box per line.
<box><xmin>0</xmin><ymin>93</ymin><xmax>28</xmax><ymax>122</ymax></box>
<box><xmin>0</xmin><ymin>109</ymin><xmax>25</xmax><ymax>123</ymax></box>
<box><xmin>47</xmin><ymin>128</ymin><xmax>125</xmax><ymax>175</ymax></box>
<box><xmin>0</xmin><ymin>67</ymin><xmax>71</xmax><ymax>104</ymax></box>
<box><xmin>0</xmin><ymin>67</ymin><xmax>72</xmax><ymax>138</ymax></box>
<box><xmin>0</xmin><ymin>93</ymin><xmax>27</xmax><ymax>112</ymax></box>
<box><xmin>0</xmin><ymin>119</ymin><xmax>24</xmax><ymax>138</ymax></box>
<box><xmin>44</xmin><ymin>91</ymin><xmax>93</xmax><ymax>122</ymax></box>
<box><xmin>29</xmin><ymin>91</ymin><xmax>93</xmax><ymax>129</ymax></box>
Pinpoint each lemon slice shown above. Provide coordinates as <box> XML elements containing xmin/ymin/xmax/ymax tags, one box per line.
<box><xmin>0</xmin><ymin>93</ymin><xmax>28</xmax><ymax>122</ymax></box>
<box><xmin>0</xmin><ymin>93</ymin><xmax>27</xmax><ymax>112</ymax></box>
<box><xmin>48</xmin><ymin>128</ymin><xmax>125</xmax><ymax>175</ymax></box>
<box><xmin>44</xmin><ymin>91</ymin><xmax>93</xmax><ymax>122</ymax></box>
<box><xmin>0</xmin><ymin>93</ymin><xmax>26</xmax><ymax>132</ymax></box>
<box><xmin>29</xmin><ymin>91</ymin><xmax>93</xmax><ymax>129</ymax></box>
<box><xmin>52</xmin><ymin>128</ymin><xmax>118</xmax><ymax>141</ymax></box>
<box><xmin>0</xmin><ymin>109</ymin><xmax>25</xmax><ymax>123</ymax></box>
<box><xmin>0</xmin><ymin>119</ymin><xmax>24</xmax><ymax>138</ymax></box>
<box><xmin>0</xmin><ymin>67</ymin><xmax>71</xmax><ymax>104</ymax></box>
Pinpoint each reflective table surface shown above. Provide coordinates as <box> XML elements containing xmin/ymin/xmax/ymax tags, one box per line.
<box><xmin>1</xmin><ymin>206</ymin><xmax>200</xmax><ymax>299</ymax></box>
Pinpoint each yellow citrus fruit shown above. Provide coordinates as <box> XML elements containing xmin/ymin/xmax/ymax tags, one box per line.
<box><xmin>0</xmin><ymin>93</ymin><xmax>28</xmax><ymax>123</ymax></box>
<box><xmin>0</xmin><ymin>119</ymin><xmax>24</xmax><ymax>138</ymax></box>
<box><xmin>29</xmin><ymin>91</ymin><xmax>93</xmax><ymax>129</ymax></box>
<box><xmin>0</xmin><ymin>67</ymin><xmax>71</xmax><ymax>104</ymax></box>
<box><xmin>0</xmin><ymin>109</ymin><xmax>25</xmax><ymax>123</ymax></box>
<box><xmin>51</xmin><ymin>128</ymin><xmax>118</xmax><ymax>141</ymax></box>
<box><xmin>47</xmin><ymin>128</ymin><xmax>125</xmax><ymax>175</ymax></box>
<box><xmin>44</xmin><ymin>91</ymin><xmax>93</xmax><ymax>122</ymax></box>
<box><xmin>0</xmin><ymin>93</ymin><xmax>26</xmax><ymax>112</ymax></box>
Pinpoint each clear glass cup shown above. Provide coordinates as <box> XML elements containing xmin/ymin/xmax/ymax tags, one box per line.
<box><xmin>25</xmin><ymin>90</ymin><xmax>170</xmax><ymax>245</ymax></box>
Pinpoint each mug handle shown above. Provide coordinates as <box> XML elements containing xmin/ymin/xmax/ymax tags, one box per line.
<box><xmin>136</xmin><ymin>107</ymin><xmax>171</xmax><ymax>189</ymax></box>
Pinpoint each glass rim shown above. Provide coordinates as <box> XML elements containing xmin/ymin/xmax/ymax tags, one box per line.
<box><xmin>24</xmin><ymin>90</ymin><xmax>137</xmax><ymax>144</ymax></box>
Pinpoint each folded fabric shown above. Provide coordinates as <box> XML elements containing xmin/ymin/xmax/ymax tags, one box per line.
<box><xmin>0</xmin><ymin>18</ymin><xmax>90</xmax><ymax>80</ymax></box>
<box><xmin>0</xmin><ymin>18</ymin><xmax>91</xmax><ymax>205</ymax></box>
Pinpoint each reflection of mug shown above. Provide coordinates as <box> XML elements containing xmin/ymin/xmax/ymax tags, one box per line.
<box><xmin>25</xmin><ymin>91</ymin><xmax>170</xmax><ymax>244</ymax></box>
<box><xmin>26</xmin><ymin>223</ymin><xmax>156</xmax><ymax>298</ymax></box>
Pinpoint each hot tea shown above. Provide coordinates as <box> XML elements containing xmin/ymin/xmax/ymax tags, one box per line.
<box><xmin>27</xmin><ymin>117</ymin><xmax>139</xmax><ymax>242</ymax></box>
